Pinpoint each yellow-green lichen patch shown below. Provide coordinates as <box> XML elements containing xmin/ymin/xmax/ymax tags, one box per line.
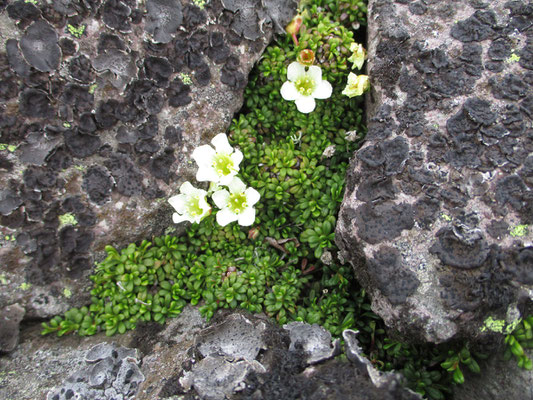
<box><xmin>510</xmin><ymin>224</ymin><xmax>528</xmax><ymax>237</ymax></box>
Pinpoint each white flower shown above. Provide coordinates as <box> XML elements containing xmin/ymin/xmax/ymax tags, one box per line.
<box><xmin>342</xmin><ymin>73</ymin><xmax>370</xmax><ymax>98</ymax></box>
<box><xmin>280</xmin><ymin>62</ymin><xmax>332</xmax><ymax>113</ymax></box>
<box><xmin>168</xmin><ymin>181</ymin><xmax>211</xmax><ymax>224</ymax></box>
<box><xmin>212</xmin><ymin>177</ymin><xmax>260</xmax><ymax>226</ymax></box>
<box><xmin>192</xmin><ymin>133</ymin><xmax>243</xmax><ymax>185</ymax></box>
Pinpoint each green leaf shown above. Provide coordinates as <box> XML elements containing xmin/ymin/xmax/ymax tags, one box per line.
<box><xmin>452</xmin><ymin>367</ymin><xmax>464</xmax><ymax>384</ymax></box>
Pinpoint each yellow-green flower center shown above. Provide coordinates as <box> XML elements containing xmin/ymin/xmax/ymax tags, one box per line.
<box><xmin>186</xmin><ymin>196</ymin><xmax>203</xmax><ymax>217</ymax></box>
<box><xmin>295</xmin><ymin>76</ymin><xmax>316</xmax><ymax>96</ymax></box>
<box><xmin>213</xmin><ymin>153</ymin><xmax>234</xmax><ymax>176</ymax></box>
<box><xmin>228</xmin><ymin>192</ymin><xmax>247</xmax><ymax>214</ymax></box>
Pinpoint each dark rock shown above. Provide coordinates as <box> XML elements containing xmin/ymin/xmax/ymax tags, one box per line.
<box><xmin>167</xmin><ymin>78</ymin><xmax>192</xmax><ymax>107</ymax></box>
<box><xmin>490</xmin><ymin>74</ymin><xmax>528</xmax><ymax>100</ymax></box>
<box><xmin>183</xmin><ymin>4</ymin><xmax>207</xmax><ymax>30</ymax></box>
<box><xmin>150</xmin><ymin>148</ymin><xmax>175</xmax><ymax>182</ymax></box>
<box><xmin>59</xmin><ymin>38</ymin><xmax>77</xmax><ymax>55</ymax></box>
<box><xmin>494</xmin><ymin>175</ymin><xmax>527</xmax><ymax>210</ymax></box>
<box><xmin>500</xmin><ymin>246</ymin><xmax>533</xmax><ymax>285</ymax></box>
<box><xmin>430</xmin><ymin>228</ymin><xmax>490</xmax><ymax>269</ymax></box>
<box><xmin>368</xmin><ymin>247</ymin><xmax>420</xmax><ymax>305</ymax></box>
<box><xmin>5</xmin><ymin>39</ymin><xmax>31</xmax><ymax>77</ymax></box>
<box><xmin>101</xmin><ymin>0</ymin><xmax>132</xmax><ymax>32</ymax></box>
<box><xmin>59</xmin><ymin>226</ymin><xmax>94</xmax><ymax>255</ymax></box>
<box><xmin>19</xmin><ymin>20</ymin><xmax>61</xmax><ymax>72</ymax></box>
<box><xmin>144</xmin><ymin>56</ymin><xmax>173</xmax><ymax>87</ymax></box>
<box><xmin>97</xmin><ymin>33</ymin><xmax>127</xmax><ymax>53</ymax></box>
<box><xmin>450</xmin><ymin>10</ymin><xmax>496</xmax><ymax>42</ymax></box>
<box><xmin>486</xmin><ymin>219</ymin><xmax>509</xmax><ymax>240</ymax></box>
<box><xmin>460</xmin><ymin>43</ymin><xmax>483</xmax><ymax>76</ymax></box>
<box><xmin>145</xmin><ymin>0</ymin><xmax>183</xmax><ymax>43</ymax></box>
<box><xmin>23</xmin><ymin>166</ymin><xmax>57</xmax><ymax>190</ymax></box>
<box><xmin>414</xmin><ymin>196</ymin><xmax>441</xmax><ymax>228</ymax></box>
<box><xmin>0</xmin><ymin>189</ymin><xmax>22</xmax><ymax>216</ymax></box>
<box><xmin>69</xmin><ymin>56</ymin><xmax>96</xmax><ymax>84</ymax></box>
<box><xmin>104</xmin><ymin>153</ymin><xmax>143</xmax><ymax>197</ymax></box>
<box><xmin>488</xmin><ymin>37</ymin><xmax>512</xmax><ymax>61</ymax></box>
<box><xmin>6</xmin><ymin>0</ymin><xmax>41</xmax><ymax>27</ymax></box>
<box><xmin>356</xmin><ymin>176</ymin><xmax>396</xmax><ymax>203</ymax></box>
<box><xmin>64</xmin><ymin>130</ymin><xmax>101</xmax><ymax>158</ymax></box>
<box><xmin>95</xmin><ymin>100</ymin><xmax>119</xmax><ymax>129</ymax></box>
<box><xmin>19</xmin><ymin>89</ymin><xmax>55</xmax><ymax>119</ymax></box>
<box><xmin>92</xmin><ymin>50</ymin><xmax>138</xmax><ymax>91</ymax></box>
<box><xmin>62</xmin><ymin>84</ymin><xmax>94</xmax><ymax>112</ymax></box>
<box><xmin>354</xmin><ymin>202</ymin><xmax>414</xmax><ymax>244</ymax></box>
<box><xmin>83</xmin><ymin>166</ymin><xmax>113</xmax><ymax>205</ymax></box>
<box><xmin>464</xmin><ymin>97</ymin><xmax>496</xmax><ymax>125</ymax></box>
<box><xmin>19</xmin><ymin>132</ymin><xmax>61</xmax><ymax>166</ymax></box>
<box><xmin>366</xmin><ymin>104</ymin><xmax>396</xmax><ymax>140</ymax></box>
<box><xmin>408</xmin><ymin>1</ymin><xmax>427</xmax><ymax>15</ymax></box>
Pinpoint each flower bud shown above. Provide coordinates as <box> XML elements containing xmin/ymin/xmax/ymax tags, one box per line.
<box><xmin>297</xmin><ymin>49</ymin><xmax>315</xmax><ymax>66</ymax></box>
<box><xmin>286</xmin><ymin>15</ymin><xmax>302</xmax><ymax>45</ymax></box>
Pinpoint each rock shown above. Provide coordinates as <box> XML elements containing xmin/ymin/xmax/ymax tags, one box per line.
<box><xmin>0</xmin><ymin>303</ymin><xmax>25</xmax><ymax>352</ymax></box>
<box><xmin>46</xmin><ymin>342</ymin><xmax>144</xmax><ymax>400</ymax></box>
<box><xmin>337</xmin><ymin>0</ymin><xmax>533</xmax><ymax>344</ymax></box>
<box><xmin>453</xmin><ymin>347</ymin><xmax>533</xmax><ymax>400</ymax></box>
<box><xmin>0</xmin><ymin>308</ymin><xmax>420</xmax><ymax>400</ymax></box>
<box><xmin>0</xmin><ymin>0</ymin><xmax>298</xmax><ymax>337</ymax></box>
<box><xmin>283</xmin><ymin>321</ymin><xmax>341</xmax><ymax>364</ymax></box>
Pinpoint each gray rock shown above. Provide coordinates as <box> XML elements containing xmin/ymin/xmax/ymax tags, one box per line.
<box><xmin>0</xmin><ymin>309</ymin><xmax>421</xmax><ymax>400</ymax></box>
<box><xmin>180</xmin><ymin>355</ymin><xmax>266</xmax><ymax>400</ymax></box>
<box><xmin>283</xmin><ymin>321</ymin><xmax>341</xmax><ymax>364</ymax></box>
<box><xmin>453</xmin><ymin>348</ymin><xmax>533</xmax><ymax>400</ymax></box>
<box><xmin>46</xmin><ymin>342</ymin><xmax>144</xmax><ymax>400</ymax></box>
<box><xmin>0</xmin><ymin>0</ymin><xmax>299</xmax><ymax>340</ymax></box>
<box><xmin>0</xmin><ymin>303</ymin><xmax>25</xmax><ymax>352</ymax></box>
<box><xmin>197</xmin><ymin>313</ymin><xmax>267</xmax><ymax>360</ymax></box>
<box><xmin>337</xmin><ymin>0</ymin><xmax>533</xmax><ymax>344</ymax></box>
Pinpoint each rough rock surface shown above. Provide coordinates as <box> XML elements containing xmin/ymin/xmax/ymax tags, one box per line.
<box><xmin>0</xmin><ymin>0</ymin><xmax>297</xmax><ymax>349</ymax></box>
<box><xmin>0</xmin><ymin>308</ymin><xmax>420</xmax><ymax>400</ymax></box>
<box><xmin>453</xmin><ymin>346</ymin><xmax>533</xmax><ymax>400</ymax></box>
<box><xmin>337</xmin><ymin>0</ymin><xmax>533</xmax><ymax>344</ymax></box>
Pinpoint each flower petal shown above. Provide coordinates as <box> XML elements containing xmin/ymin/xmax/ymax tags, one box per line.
<box><xmin>238</xmin><ymin>207</ymin><xmax>256</xmax><ymax>226</ymax></box>
<box><xmin>168</xmin><ymin>194</ymin><xmax>186</xmax><ymax>214</ymax></box>
<box><xmin>231</xmin><ymin>148</ymin><xmax>243</xmax><ymax>168</ymax></box>
<box><xmin>192</xmin><ymin>145</ymin><xmax>215</xmax><ymax>167</ymax></box>
<box><xmin>295</xmin><ymin>96</ymin><xmax>316</xmax><ymax>113</ymax></box>
<box><xmin>198</xmin><ymin>196</ymin><xmax>211</xmax><ymax>213</ymax></box>
<box><xmin>227</xmin><ymin>177</ymin><xmax>246</xmax><ymax>194</ymax></box>
<box><xmin>307</xmin><ymin>65</ymin><xmax>322</xmax><ymax>83</ymax></box>
<box><xmin>287</xmin><ymin>61</ymin><xmax>306</xmax><ymax>81</ymax></box>
<box><xmin>245</xmin><ymin>187</ymin><xmax>260</xmax><ymax>206</ymax></box>
<box><xmin>216</xmin><ymin>208</ymin><xmax>238</xmax><ymax>226</ymax></box>
<box><xmin>179</xmin><ymin>181</ymin><xmax>195</xmax><ymax>195</ymax></box>
<box><xmin>211</xmin><ymin>133</ymin><xmax>233</xmax><ymax>154</ymax></box>
<box><xmin>172</xmin><ymin>212</ymin><xmax>189</xmax><ymax>224</ymax></box>
<box><xmin>313</xmin><ymin>80</ymin><xmax>332</xmax><ymax>99</ymax></box>
<box><xmin>280</xmin><ymin>82</ymin><xmax>300</xmax><ymax>101</ymax></box>
<box><xmin>196</xmin><ymin>166</ymin><xmax>219</xmax><ymax>182</ymax></box>
<box><xmin>218</xmin><ymin>173</ymin><xmax>238</xmax><ymax>186</ymax></box>
<box><xmin>212</xmin><ymin>189</ymin><xmax>230</xmax><ymax>209</ymax></box>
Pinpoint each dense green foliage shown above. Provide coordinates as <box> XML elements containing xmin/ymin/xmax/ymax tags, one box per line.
<box><xmin>41</xmin><ymin>1</ymin><xmax>531</xmax><ymax>399</ymax></box>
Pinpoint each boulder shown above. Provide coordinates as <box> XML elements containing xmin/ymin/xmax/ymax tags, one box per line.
<box><xmin>337</xmin><ymin>0</ymin><xmax>533</xmax><ymax>344</ymax></box>
<box><xmin>0</xmin><ymin>0</ymin><xmax>297</xmax><ymax>347</ymax></box>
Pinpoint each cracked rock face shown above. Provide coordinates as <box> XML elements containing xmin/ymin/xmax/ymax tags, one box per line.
<box><xmin>337</xmin><ymin>0</ymin><xmax>533</xmax><ymax>344</ymax></box>
<box><xmin>0</xmin><ymin>0</ymin><xmax>297</xmax><ymax>348</ymax></box>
